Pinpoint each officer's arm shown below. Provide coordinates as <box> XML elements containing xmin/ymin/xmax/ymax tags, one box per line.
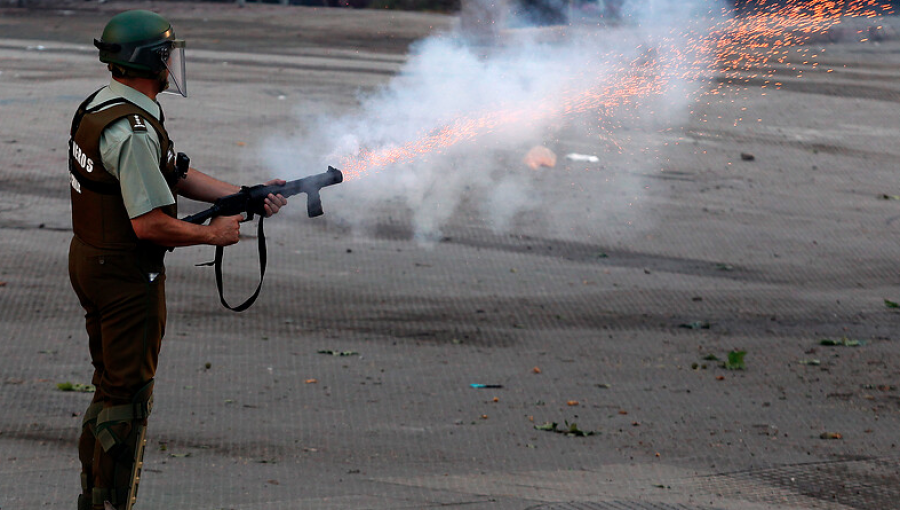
<box><xmin>176</xmin><ymin>167</ymin><xmax>240</xmax><ymax>203</ymax></box>
<box><xmin>177</xmin><ymin>168</ymin><xmax>288</xmax><ymax>216</ymax></box>
<box><xmin>132</xmin><ymin>208</ymin><xmax>241</xmax><ymax>247</ymax></box>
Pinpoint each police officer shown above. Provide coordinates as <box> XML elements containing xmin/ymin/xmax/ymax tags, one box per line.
<box><xmin>68</xmin><ymin>10</ymin><xmax>287</xmax><ymax>510</ymax></box>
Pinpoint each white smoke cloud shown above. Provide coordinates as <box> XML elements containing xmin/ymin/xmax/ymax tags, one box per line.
<box><xmin>265</xmin><ymin>0</ymin><xmax>727</xmax><ymax>243</ymax></box>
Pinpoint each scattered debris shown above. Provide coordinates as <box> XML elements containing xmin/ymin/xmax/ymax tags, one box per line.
<box><xmin>535</xmin><ymin>420</ymin><xmax>597</xmax><ymax>437</ymax></box>
<box><xmin>305</xmin><ymin>379</ymin><xmax>318</xmax><ymax>384</ymax></box>
<box><xmin>532</xmin><ymin>367</ymin><xmax>542</xmax><ymax>374</ymax></box>
<box><xmin>565</xmin><ymin>153</ymin><xmax>600</xmax><ymax>163</ymax></box>
<box><xmin>715</xmin><ymin>263</ymin><xmax>734</xmax><ymax>271</ymax></box>
<box><xmin>567</xmin><ymin>400</ymin><xmax>580</xmax><ymax>406</ymax></box>
<box><xmin>884</xmin><ymin>299</ymin><xmax>899</xmax><ymax>309</ymax></box>
<box><xmin>57</xmin><ymin>382</ymin><xmax>95</xmax><ymax>393</ymax></box>
<box><xmin>317</xmin><ymin>350</ymin><xmax>359</xmax><ymax>357</ymax></box>
<box><xmin>820</xmin><ymin>432</ymin><xmax>843</xmax><ymax>440</ymax></box>
<box><xmin>691</xmin><ymin>354</ymin><xmax>726</xmax><ymax>370</ymax></box>
<box><xmin>881</xmin><ymin>194</ymin><xmax>900</xmax><ymax>201</ymax></box>
<box><xmin>799</xmin><ymin>359</ymin><xmax>821</xmax><ymax>366</ymax></box>
<box><xmin>820</xmin><ymin>337</ymin><xmax>863</xmax><ymax>347</ymax></box>
<box><xmin>725</xmin><ymin>350</ymin><xmax>747</xmax><ymax>370</ymax></box>
<box><xmin>471</xmin><ymin>383</ymin><xmax>503</xmax><ymax>389</ymax></box>
<box><xmin>861</xmin><ymin>384</ymin><xmax>896</xmax><ymax>391</ymax></box>
<box><xmin>740</xmin><ymin>152</ymin><xmax>755</xmax><ymax>161</ymax></box>
<box><xmin>523</xmin><ymin>145</ymin><xmax>557</xmax><ymax>169</ymax></box>
<box><xmin>680</xmin><ymin>321</ymin><xmax>711</xmax><ymax>330</ymax></box>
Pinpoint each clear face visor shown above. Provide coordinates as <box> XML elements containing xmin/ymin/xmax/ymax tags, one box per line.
<box><xmin>162</xmin><ymin>40</ymin><xmax>186</xmax><ymax>97</ymax></box>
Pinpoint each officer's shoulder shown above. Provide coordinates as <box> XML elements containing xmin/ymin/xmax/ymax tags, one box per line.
<box><xmin>101</xmin><ymin>115</ymin><xmax>159</xmax><ymax>152</ymax></box>
<box><xmin>124</xmin><ymin>113</ymin><xmax>151</xmax><ymax>133</ymax></box>
<box><xmin>104</xmin><ymin>113</ymin><xmax>155</xmax><ymax>139</ymax></box>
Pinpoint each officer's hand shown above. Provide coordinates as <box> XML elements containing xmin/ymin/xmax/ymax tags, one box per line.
<box><xmin>209</xmin><ymin>214</ymin><xmax>242</xmax><ymax>246</ymax></box>
<box><xmin>262</xmin><ymin>179</ymin><xmax>288</xmax><ymax>217</ymax></box>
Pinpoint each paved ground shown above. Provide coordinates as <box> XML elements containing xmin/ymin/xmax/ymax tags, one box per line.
<box><xmin>2</xmin><ymin>2</ymin><xmax>900</xmax><ymax>510</ymax></box>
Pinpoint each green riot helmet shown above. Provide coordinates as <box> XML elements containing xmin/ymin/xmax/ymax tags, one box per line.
<box><xmin>94</xmin><ymin>10</ymin><xmax>187</xmax><ymax>97</ymax></box>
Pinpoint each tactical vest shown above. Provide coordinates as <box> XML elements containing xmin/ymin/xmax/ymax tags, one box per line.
<box><xmin>69</xmin><ymin>89</ymin><xmax>181</xmax><ymax>251</ymax></box>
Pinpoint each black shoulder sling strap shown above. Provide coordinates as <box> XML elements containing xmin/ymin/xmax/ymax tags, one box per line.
<box><xmin>199</xmin><ymin>217</ymin><xmax>268</xmax><ymax>313</ymax></box>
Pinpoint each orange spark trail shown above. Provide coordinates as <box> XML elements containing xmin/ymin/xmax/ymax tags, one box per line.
<box><xmin>338</xmin><ymin>0</ymin><xmax>891</xmax><ymax>181</ymax></box>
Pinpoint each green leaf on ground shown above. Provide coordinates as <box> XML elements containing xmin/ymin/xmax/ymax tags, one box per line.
<box><xmin>680</xmin><ymin>321</ymin><xmax>710</xmax><ymax>329</ymax></box>
<box><xmin>799</xmin><ymin>359</ymin><xmax>821</xmax><ymax>366</ymax></box>
<box><xmin>563</xmin><ymin>421</ymin><xmax>596</xmax><ymax>437</ymax></box>
<box><xmin>534</xmin><ymin>420</ymin><xmax>597</xmax><ymax>437</ymax></box>
<box><xmin>317</xmin><ymin>350</ymin><xmax>359</xmax><ymax>356</ymax></box>
<box><xmin>725</xmin><ymin>350</ymin><xmax>746</xmax><ymax>370</ymax></box>
<box><xmin>884</xmin><ymin>299</ymin><xmax>899</xmax><ymax>309</ymax></box>
<box><xmin>703</xmin><ymin>354</ymin><xmax>720</xmax><ymax>361</ymax></box>
<box><xmin>56</xmin><ymin>382</ymin><xmax>95</xmax><ymax>393</ymax></box>
<box><xmin>820</xmin><ymin>337</ymin><xmax>863</xmax><ymax>347</ymax></box>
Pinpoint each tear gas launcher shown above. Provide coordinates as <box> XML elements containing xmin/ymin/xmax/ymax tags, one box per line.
<box><xmin>181</xmin><ymin>166</ymin><xmax>343</xmax><ymax>224</ymax></box>
<box><xmin>181</xmin><ymin>166</ymin><xmax>343</xmax><ymax>313</ymax></box>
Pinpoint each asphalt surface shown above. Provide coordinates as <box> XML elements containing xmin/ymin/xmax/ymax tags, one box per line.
<box><xmin>2</xmin><ymin>2</ymin><xmax>900</xmax><ymax>510</ymax></box>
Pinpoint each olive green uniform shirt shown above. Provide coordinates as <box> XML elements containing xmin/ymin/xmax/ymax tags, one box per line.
<box><xmin>87</xmin><ymin>80</ymin><xmax>176</xmax><ymax>219</ymax></box>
